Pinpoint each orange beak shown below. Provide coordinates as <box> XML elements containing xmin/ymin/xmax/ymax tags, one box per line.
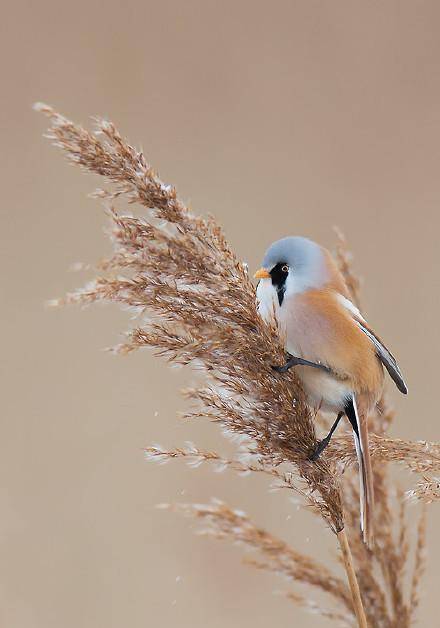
<box><xmin>254</xmin><ymin>267</ymin><xmax>271</xmax><ymax>280</ymax></box>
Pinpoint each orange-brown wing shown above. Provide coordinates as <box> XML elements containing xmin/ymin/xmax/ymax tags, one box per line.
<box><xmin>290</xmin><ymin>289</ymin><xmax>383</xmax><ymax>393</ymax></box>
<box><xmin>335</xmin><ymin>293</ymin><xmax>407</xmax><ymax>395</ymax></box>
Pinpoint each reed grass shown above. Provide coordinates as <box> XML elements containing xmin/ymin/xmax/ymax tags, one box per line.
<box><xmin>36</xmin><ymin>104</ymin><xmax>432</xmax><ymax>626</ymax></box>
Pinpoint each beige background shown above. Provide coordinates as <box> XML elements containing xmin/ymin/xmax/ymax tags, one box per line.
<box><xmin>1</xmin><ymin>1</ymin><xmax>439</xmax><ymax>626</ymax></box>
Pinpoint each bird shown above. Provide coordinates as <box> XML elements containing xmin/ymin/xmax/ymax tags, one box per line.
<box><xmin>254</xmin><ymin>236</ymin><xmax>407</xmax><ymax>547</ymax></box>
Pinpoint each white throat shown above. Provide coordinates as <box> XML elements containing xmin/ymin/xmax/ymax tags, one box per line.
<box><xmin>256</xmin><ymin>278</ymin><xmax>280</xmax><ymax>323</ymax></box>
<box><xmin>256</xmin><ymin>271</ymin><xmax>304</xmax><ymax>319</ymax></box>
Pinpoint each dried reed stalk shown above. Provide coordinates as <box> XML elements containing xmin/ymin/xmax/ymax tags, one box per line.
<box><xmin>338</xmin><ymin>529</ymin><xmax>367</xmax><ymax>628</ymax></box>
<box><xmin>36</xmin><ymin>104</ymin><xmax>433</xmax><ymax>626</ymax></box>
<box><xmin>332</xmin><ymin>234</ymin><xmax>428</xmax><ymax>628</ymax></box>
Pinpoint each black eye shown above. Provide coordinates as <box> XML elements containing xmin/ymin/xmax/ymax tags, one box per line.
<box><xmin>281</xmin><ymin>264</ymin><xmax>289</xmax><ymax>273</ymax></box>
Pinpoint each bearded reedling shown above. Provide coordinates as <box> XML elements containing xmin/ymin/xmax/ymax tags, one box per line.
<box><xmin>255</xmin><ymin>236</ymin><xmax>407</xmax><ymax>547</ymax></box>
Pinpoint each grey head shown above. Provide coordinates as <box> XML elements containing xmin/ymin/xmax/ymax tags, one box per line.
<box><xmin>259</xmin><ymin>236</ymin><xmax>329</xmax><ymax>303</ymax></box>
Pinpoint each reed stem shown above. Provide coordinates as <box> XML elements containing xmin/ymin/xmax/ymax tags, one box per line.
<box><xmin>337</xmin><ymin>528</ymin><xmax>367</xmax><ymax>628</ymax></box>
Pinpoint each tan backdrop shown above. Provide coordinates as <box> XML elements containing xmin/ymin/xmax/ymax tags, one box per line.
<box><xmin>2</xmin><ymin>1</ymin><xmax>439</xmax><ymax>626</ymax></box>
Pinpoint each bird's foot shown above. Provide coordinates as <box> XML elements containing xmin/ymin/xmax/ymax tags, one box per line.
<box><xmin>271</xmin><ymin>355</ymin><xmax>302</xmax><ymax>373</ymax></box>
<box><xmin>271</xmin><ymin>363</ymin><xmax>290</xmax><ymax>373</ymax></box>
<box><xmin>272</xmin><ymin>355</ymin><xmax>332</xmax><ymax>375</ymax></box>
<box><xmin>309</xmin><ymin>437</ymin><xmax>331</xmax><ymax>461</ymax></box>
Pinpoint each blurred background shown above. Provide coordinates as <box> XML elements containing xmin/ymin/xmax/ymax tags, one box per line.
<box><xmin>2</xmin><ymin>1</ymin><xmax>440</xmax><ymax>626</ymax></box>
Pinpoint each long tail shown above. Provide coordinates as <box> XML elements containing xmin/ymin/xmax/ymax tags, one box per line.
<box><xmin>345</xmin><ymin>395</ymin><xmax>375</xmax><ymax>548</ymax></box>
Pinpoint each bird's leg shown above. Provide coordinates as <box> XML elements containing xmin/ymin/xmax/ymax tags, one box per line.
<box><xmin>272</xmin><ymin>354</ymin><xmax>332</xmax><ymax>374</ymax></box>
<box><xmin>310</xmin><ymin>412</ymin><xmax>344</xmax><ymax>461</ymax></box>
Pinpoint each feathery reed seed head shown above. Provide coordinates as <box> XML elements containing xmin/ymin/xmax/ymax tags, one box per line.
<box><xmin>36</xmin><ymin>105</ymin><xmax>431</xmax><ymax>627</ymax></box>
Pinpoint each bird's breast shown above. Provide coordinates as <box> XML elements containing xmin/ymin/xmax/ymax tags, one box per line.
<box><xmin>276</xmin><ymin>289</ymin><xmax>384</xmax><ymax>407</ymax></box>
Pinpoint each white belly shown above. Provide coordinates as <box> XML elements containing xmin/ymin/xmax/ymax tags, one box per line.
<box><xmin>295</xmin><ymin>366</ymin><xmax>352</xmax><ymax>414</ymax></box>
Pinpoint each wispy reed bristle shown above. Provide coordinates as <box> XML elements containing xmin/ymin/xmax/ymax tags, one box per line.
<box><xmin>329</xmin><ymin>433</ymin><xmax>440</xmax><ymax>496</ymax></box>
<box><xmin>165</xmin><ymin>499</ymin><xmax>353</xmax><ymax>618</ymax></box>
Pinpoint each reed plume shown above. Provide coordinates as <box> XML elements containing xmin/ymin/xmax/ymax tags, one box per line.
<box><xmin>36</xmin><ymin>104</ymin><xmax>433</xmax><ymax>626</ymax></box>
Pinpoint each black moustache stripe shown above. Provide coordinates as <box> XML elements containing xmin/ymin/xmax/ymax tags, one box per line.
<box><xmin>270</xmin><ymin>262</ymin><xmax>289</xmax><ymax>306</ymax></box>
<box><xmin>277</xmin><ymin>284</ymin><xmax>286</xmax><ymax>306</ymax></box>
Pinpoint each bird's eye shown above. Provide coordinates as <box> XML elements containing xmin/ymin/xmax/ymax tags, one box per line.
<box><xmin>281</xmin><ymin>264</ymin><xmax>289</xmax><ymax>273</ymax></box>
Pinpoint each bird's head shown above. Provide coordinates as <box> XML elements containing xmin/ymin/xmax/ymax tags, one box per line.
<box><xmin>254</xmin><ymin>236</ymin><xmax>329</xmax><ymax>305</ymax></box>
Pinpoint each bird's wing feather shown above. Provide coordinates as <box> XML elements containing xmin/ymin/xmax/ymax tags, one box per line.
<box><xmin>337</xmin><ymin>294</ymin><xmax>408</xmax><ymax>394</ymax></box>
<box><xmin>357</xmin><ymin>322</ymin><xmax>408</xmax><ymax>394</ymax></box>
